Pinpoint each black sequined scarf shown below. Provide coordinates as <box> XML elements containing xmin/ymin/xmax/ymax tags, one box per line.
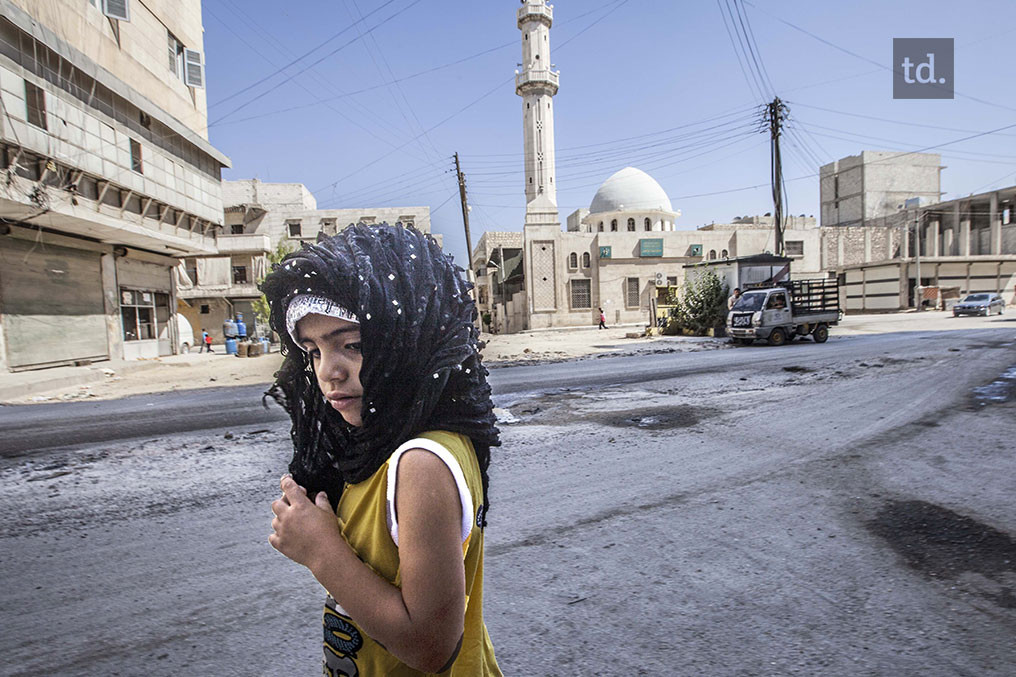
<box><xmin>261</xmin><ymin>224</ymin><xmax>498</xmax><ymax>522</ymax></box>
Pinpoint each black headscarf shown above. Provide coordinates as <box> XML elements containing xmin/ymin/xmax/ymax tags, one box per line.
<box><xmin>261</xmin><ymin>223</ymin><xmax>498</xmax><ymax>524</ymax></box>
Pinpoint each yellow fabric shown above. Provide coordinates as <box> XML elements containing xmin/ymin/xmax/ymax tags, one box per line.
<box><xmin>322</xmin><ymin>431</ymin><xmax>502</xmax><ymax>677</ymax></box>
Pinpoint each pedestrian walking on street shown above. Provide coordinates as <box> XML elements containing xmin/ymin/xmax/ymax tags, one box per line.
<box><xmin>261</xmin><ymin>224</ymin><xmax>502</xmax><ymax>676</ymax></box>
<box><xmin>200</xmin><ymin>330</ymin><xmax>213</xmax><ymax>353</ymax></box>
<box><xmin>598</xmin><ymin>307</ymin><xmax>607</xmax><ymax>329</ymax></box>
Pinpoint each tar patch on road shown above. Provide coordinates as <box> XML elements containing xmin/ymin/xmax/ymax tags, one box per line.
<box><xmin>592</xmin><ymin>405</ymin><xmax>706</xmax><ymax>430</ymax></box>
<box><xmin>867</xmin><ymin>499</ymin><xmax>1016</xmax><ymax>608</ymax></box>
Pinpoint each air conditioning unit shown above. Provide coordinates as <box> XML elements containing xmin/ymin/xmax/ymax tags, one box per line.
<box><xmin>654</xmin><ymin>272</ymin><xmax>664</xmax><ymax>286</ymax></box>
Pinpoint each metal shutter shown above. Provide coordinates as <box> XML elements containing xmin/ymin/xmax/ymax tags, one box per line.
<box><xmin>103</xmin><ymin>0</ymin><xmax>130</xmax><ymax>21</ymax></box>
<box><xmin>183</xmin><ymin>49</ymin><xmax>205</xmax><ymax>88</ymax></box>
<box><xmin>0</xmin><ymin>239</ymin><xmax>109</xmax><ymax>370</ymax></box>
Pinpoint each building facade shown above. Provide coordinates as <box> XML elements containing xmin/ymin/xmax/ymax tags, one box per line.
<box><xmin>177</xmin><ymin>179</ymin><xmax>433</xmax><ymax>340</ymax></box>
<box><xmin>820</xmin><ymin>151</ymin><xmax>942</xmax><ymax>228</ymax></box>
<box><xmin>0</xmin><ymin>0</ymin><xmax>230</xmax><ymax>370</ymax></box>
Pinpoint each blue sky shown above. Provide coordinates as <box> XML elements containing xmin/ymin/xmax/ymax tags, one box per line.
<box><xmin>203</xmin><ymin>0</ymin><xmax>1016</xmax><ymax>264</ymax></box>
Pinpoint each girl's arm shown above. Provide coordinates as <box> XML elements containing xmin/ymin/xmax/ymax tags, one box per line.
<box><xmin>270</xmin><ymin>450</ymin><xmax>465</xmax><ymax>673</ymax></box>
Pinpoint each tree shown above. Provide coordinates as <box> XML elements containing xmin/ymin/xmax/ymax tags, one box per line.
<box><xmin>667</xmin><ymin>270</ymin><xmax>729</xmax><ymax>336</ymax></box>
<box><xmin>252</xmin><ymin>239</ymin><xmax>296</xmax><ymax>335</ymax></box>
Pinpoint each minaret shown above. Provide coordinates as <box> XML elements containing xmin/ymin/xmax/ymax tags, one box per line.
<box><xmin>516</xmin><ymin>0</ymin><xmax>559</xmax><ymax>218</ymax></box>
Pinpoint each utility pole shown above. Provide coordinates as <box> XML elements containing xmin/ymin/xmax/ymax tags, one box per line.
<box><xmin>763</xmin><ymin>98</ymin><xmax>789</xmax><ymax>257</ymax></box>
<box><xmin>914</xmin><ymin>210</ymin><xmax>922</xmax><ymax>310</ymax></box>
<box><xmin>453</xmin><ymin>152</ymin><xmax>474</xmax><ymax>276</ymax></box>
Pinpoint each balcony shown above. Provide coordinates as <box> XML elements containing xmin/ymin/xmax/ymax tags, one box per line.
<box><xmin>517</xmin><ymin>2</ymin><xmax>553</xmax><ymax>27</ymax></box>
<box><xmin>515</xmin><ymin>69</ymin><xmax>560</xmax><ymax>95</ymax></box>
<box><xmin>178</xmin><ymin>283</ymin><xmax>262</xmax><ymax>300</ymax></box>
<box><xmin>215</xmin><ymin>233</ymin><xmax>272</xmax><ymax>254</ymax></box>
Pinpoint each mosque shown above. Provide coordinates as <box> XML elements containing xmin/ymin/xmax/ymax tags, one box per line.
<box><xmin>472</xmin><ymin>0</ymin><xmax>823</xmax><ymax>332</ymax></box>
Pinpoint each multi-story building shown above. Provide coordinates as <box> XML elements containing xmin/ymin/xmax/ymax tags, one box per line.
<box><xmin>0</xmin><ymin>0</ymin><xmax>229</xmax><ymax>370</ymax></box>
<box><xmin>177</xmin><ymin>179</ymin><xmax>433</xmax><ymax>340</ymax></box>
<box><xmin>820</xmin><ymin>151</ymin><xmax>942</xmax><ymax>228</ymax></box>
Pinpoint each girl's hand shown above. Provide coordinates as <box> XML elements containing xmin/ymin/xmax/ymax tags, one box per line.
<box><xmin>270</xmin><ymin>475</ymin><xmax>342</xmax><ymax>568</ymax></box>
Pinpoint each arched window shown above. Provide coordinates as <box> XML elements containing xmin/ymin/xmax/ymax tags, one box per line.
<box><xmin>582</xmin><ymin>252</ymin><xmax>590</xmax><ymax>268</ymax></box>
<box><xmin>627</xmin><ymin>218</ymin><xmax>635</xmax><ymax>232</ymax></box>
<box><xmin>568</xmin><ymin>252</ymin><xmax>578</xmax><ymax>268</ymax></box>
<box><xmin>721</xmin><ymin>249</ymin><xmax>728</xmax><ymax>258</ymax></box>
<box><xmin>598</xmin><ymin>221</ymin><xmax>604</xmax><ymax>232</ymax></box>
<box><xmin>610</xmin><ymin>219</ymin><xmax>617</xmax><ymax>232</ymax></box>
<box><xmin>644</xmin><ymin>218</ymin><xmax>651</xmax><ymax>231</ymax></box>
<box><xmin>708</xmin><ymin>249</ymin><xmax>717</xmax><ymax>260</ymax></box>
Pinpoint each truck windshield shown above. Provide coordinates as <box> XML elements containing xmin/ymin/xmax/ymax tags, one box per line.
<box><xmin>732</xmin><ymin>293</ymin><xmax>766</xmax><ymax>312</ymax></box>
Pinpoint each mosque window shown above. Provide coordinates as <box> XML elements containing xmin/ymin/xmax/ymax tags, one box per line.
<box><xmin>644</xmin><ymin>218</ymin><xmax>651</xmax><ymax>231</ymax></box>
<box><xmin>571</xmin><ymin>279</ymin><xmax>591</xmax><ymax>309</ymax></box>
<box><xmin>721</xmin><ymin>249</ymin><xmax>729</xmax><ymax>258</ymax></box>
<box><xmin>625</xmin><ymin>277</ymin><xmax>640</xmax><ymax>307</ymax></box>
<box><xmin>610</xmin><ymin>219</ymin><xmax>617</xmax><ymax>232</ymax></box>
<box><xmin>582</xmin><ymin>252</ymin><xmax>590</xmax><ymax>267</ymax></box>
<box><xmin>708</xmin><ymin>249</ymin><xmax>717</xmax><ymax>260</ymax></box>
<box><xmin>568</xmin><ymin>252</ymin><xmax>578</xmax><ymax>269</ymax></box>
<box><xmin>598</xmin><ymin>222</ymin><xmax>604</xmax><ymax>232</ymax></box>
<box><xmin>627</xmin><ymin>218</ymin><xmax>635</xmax><ymax>232</ymax></box>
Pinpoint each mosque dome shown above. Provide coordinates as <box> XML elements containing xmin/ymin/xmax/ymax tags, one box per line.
<box><xmin>588</xmin><ymin>167</ymin><xmax>674</xmax><ymax>215</ymax></box>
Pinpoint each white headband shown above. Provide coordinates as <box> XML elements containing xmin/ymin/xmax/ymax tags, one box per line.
<box><xmin>286</xmin><ymin>294</ymin><xmax>359</xmax><ymax>349</ymax></box>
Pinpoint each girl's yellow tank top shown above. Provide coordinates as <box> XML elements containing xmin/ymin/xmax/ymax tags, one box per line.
<box><xmin>322</xmin><ymin>430</ymin><xmax>502</xmax><ymax>676</ymax></box>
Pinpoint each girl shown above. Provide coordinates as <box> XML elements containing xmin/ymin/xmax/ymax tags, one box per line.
<box><xmin>262</xmin><ymin>224</ymin><xmax>501</xmax><ymax>676</ymax></box>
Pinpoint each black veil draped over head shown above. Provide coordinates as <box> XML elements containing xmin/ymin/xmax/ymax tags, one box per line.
<box><xmin>261</xmin><ymin>223</ymin><xmax>498</xmax><ymax>522</ymax></box>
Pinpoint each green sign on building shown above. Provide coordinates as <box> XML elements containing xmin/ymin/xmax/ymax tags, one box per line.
<box><xmin>598</xmin><ymin>246</ymin><xmax>612</xmax><ymax>259</ymax></box>
<box><xmin>639</xmin><ymin>238</ymin><xmax>664</xmax><ymax>257</ymax></box>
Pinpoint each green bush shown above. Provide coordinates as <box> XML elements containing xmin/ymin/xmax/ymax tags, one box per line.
<box><xmin>667</xmin><ymin>271</ymin><xmax>729</xmax><ymax>336</ymax></box>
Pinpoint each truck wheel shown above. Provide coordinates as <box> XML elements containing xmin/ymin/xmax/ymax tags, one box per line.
<box><xmin>813</xmin><ymin>324</ymin><xmax>829</xmax><ymax>343</ymax></box>
<box><xmin>768</xmin><ymin>328</ymin><xmax>787</xmax><ymax>346</ymax></box>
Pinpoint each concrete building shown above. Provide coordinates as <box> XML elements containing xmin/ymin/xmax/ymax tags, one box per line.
<box><xmin>0</xmin><ymin>0</ymin><xmax>230</xmax><ymax>370</ymax></box>
<box><xmin>177</xmin><ymin>179</ymin><xmax>432</xmax><ymax>340</ymax></box>
<box><xmin>819</xmin><ymin>151</ymin><xmax>942</xmax><ymax>228</ymax></box>
<box><xmin>471</xmin><ymin>230</ymin><xmax>523</xmax><ymax>333</ymax></box>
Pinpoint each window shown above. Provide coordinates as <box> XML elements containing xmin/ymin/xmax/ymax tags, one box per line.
<box><xmin>103</xmin><ymin>0</ymin><xmax>130</xmax><ymax>21</ymax></box>
<box><xmin>287</xmin><ymin>220</ymin><xmax>302</xmax><ymax>237</ymax></box>
<box><xmin>667</xmin><ymin>276</ymin><xmax>678</xmax><ymax>286</ymax></box>
<box><xmin>570</xmin><ymin>279</ymin><xmax>591</xmax><ymax>309</ymax></box>
<box><xmin>186</xmin><ymin>263</ymin><xmax>198</xmax><ymax>285</ymax></box>
<box><xmin>168</xmin><ymin>31</ymin><xmax>184</xmax><ymax>80</ymax></box>
<box><xmin>183</xmin><ymin>49</ymin><xmax>205</xmax><ymax>89</ymax></box>
<box><xmin>610</xmin><ymin>219</ymin><xmax>617</xmax><ymax>232</ymax></box>
<box><xmin>568</xmin><ymin>252</ymin><xmax>578</xmax><ymax>269</ymax></box>
<box><xmin>721</xmin><ymin>249</ymin><xmax>728</xmax><ymax>258</ymax></box>
<box><xmin>232</xmin><ymin>266</ymin><xmax>248</xmax><ymax>284</ymax></box>
<box><xmin>200</xmin><ymin>304</ymin><xmax>210</xmax><ymax>314</ymax></box>
<box><xmin>25</xmin><ymin>81</ymin><xmax>46</xmax><ymax>130</ymax></box>
<box><xmin>833</xmin><ymin>175</ymin><xmax>839</xmax><ymax>199</ymax></box>
<box><xmin>627</xmin><ymin>218</ymin><xmax>636</xmax><ymax>232</ymax></box>
<box><xmin>625</xmin><ymin>277</ymin><xmax>640</xmax><ymax>308</ymax></box>
<box><xmin>598</xmin><ymin>222</ymin><xmax>604</xmax><ymax>232</ymax></box>
<box><xmin>708</xmin><ymin>249</ymin><xmax>717</xmax><ymax>260</ymax></box>
<box><xmin>120</xmin><ymin>289</ymin><xmax>155</xmax><ymax>341</ymax></box>
<box><xmin>230</xmin><ymin>223</ymin><xmax>244</xmax><ymax>235</ymax></box>
<box><xmin>786</xmin><ymin>240</ymin><xmax>804</xmax><ymax>257</ymax></box>
<box><xmin>582</xmin><ymin>252</ymin><xmax>590</xmax><ymax>268</ymax></box>
<box><xmin>320</xmin><ymin>218</ymin><xmax>337</xmax><ymax>235</ymax></box>
<box><xmin>644</xmin><ymin>218</ymin><xmax>651</xmax><ymax>231</ymax></box>
<box><xmin>359</xmin><ymin>216</ymin><xmax>376</xmax><ymax>224</ymax></box>
<box><xmin>129</xmin><ymin>139</ymin><xmax>143</xmax><ymax>173</ymax></box>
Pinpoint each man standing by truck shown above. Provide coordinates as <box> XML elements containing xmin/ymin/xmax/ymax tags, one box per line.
<box><xmin>727</xmin><ymin>287</ymin><xmax>742</xmax><ymax>310</ymax></box>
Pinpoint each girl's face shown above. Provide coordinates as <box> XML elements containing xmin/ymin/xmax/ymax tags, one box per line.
<box><xmin>296</xmin><ymin>313</ymin><xmax>364</xmax><ymax>427</ymax></box>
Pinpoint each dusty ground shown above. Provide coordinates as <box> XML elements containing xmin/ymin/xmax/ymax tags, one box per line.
<box><xmin>2</xmin><ymin>310</ymin><xmax>1008</xmax><ymax>405</ymax></box>
<box><xmin>0</xmin><ymin>325</ymin><xmax>1013</xmax><ymax>675</ymax></box>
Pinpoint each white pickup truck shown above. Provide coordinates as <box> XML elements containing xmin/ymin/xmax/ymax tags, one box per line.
<box><xmin>726</xmin><ymin>278</ymin><xmax>840</xmax><ymax>346</ymax></box>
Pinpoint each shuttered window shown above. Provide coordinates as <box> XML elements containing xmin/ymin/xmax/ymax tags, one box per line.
<box><xmin>570</xmin><ymin>279</ymin><xmax>591</xmax><ymax>309</ymax></box>
<box><xmin>183</xmin><ymin>49</ymin><xmax>205</xmax><ymax>89</ymax></box>
<box><xmin>103</xmin><ymin>0</ymin><xmax>130</xmax><ymax>21</ymax></box>
<box><xmin>625</xmin><ymin>277</ymin><xmax>640</xmax><ymax>307</ymax></box>
<box><xmin>786</xmin><ymin>240</ymin><xmax>804</xmax><ymax>257</ymax></box>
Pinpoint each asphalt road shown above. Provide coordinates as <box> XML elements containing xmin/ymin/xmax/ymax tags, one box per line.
<box><xmin>0</xmin><ymin>328</ymin><xmax>1005</xmax><ymax>456</ymax></box>
<box><xmin>1</xmin><ymin>326</ymin><xmax>1014</xmax><ymax>676</ymax></box>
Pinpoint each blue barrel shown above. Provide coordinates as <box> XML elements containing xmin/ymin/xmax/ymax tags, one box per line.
<box><xmin>261</xmin><ymin>337</ymin><xmax>270</xmax><ymax>354</ymax></box>
<box><xmin>236</xmin><ymin>321</ymin><xmax>247</xmax><ymax>339</ymax></box>
<box><xmin>225</xmin><ymin>338</ymin><xmax>238</xmax><ymax>355</ymax></box>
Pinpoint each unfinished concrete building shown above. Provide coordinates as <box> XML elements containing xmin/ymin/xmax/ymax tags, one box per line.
<box><xmin>0</xmin><ymin>0</ymin><xmax>229</xmax><ymax>371</ymax></box>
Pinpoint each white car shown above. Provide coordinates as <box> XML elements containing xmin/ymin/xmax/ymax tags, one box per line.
<box><xmin>176</xmin><ymin>313</ymin><xmax>196</xmax><ymax>353</ymax></box>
